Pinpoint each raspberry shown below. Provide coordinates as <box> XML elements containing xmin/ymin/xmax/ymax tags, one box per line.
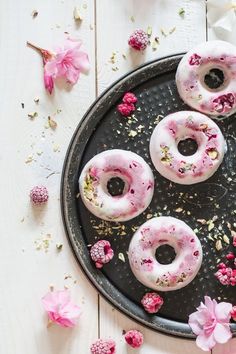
<box><xmin>226</xmin><ymin>252</ymin><xmax>235</xmax><ymax>260</ymax></box>
<box><xmin>189</xmin><ymin>53</ymin><xmax>202</xmax><ymax>66</ymax></box>
<box><xmin>233</xmin><ymin>234</ymin><xmax>236</xmax><ymax>247</ymax></box>
<box><xmin>213</xmin><ymin>93</ymin><xmax>235</xmax><ymax>113</ymax></box>
<box><xmin>117</xmin><ymin>103</ymin><xmax>135</xmax><ymax>117</ymax></box>
<box><xmin>90</xmin><ymin>240</ymin><xmax>114</xmax><ymax>269</ymax></box>
<box><xmin>124</xmin><ymin>329</ymin><xmax>143</xmax><ymax>348</ymax></box>
<box><xmin>122</xmin><ymin>92</ymin><xmax>137</xmax><ymax>104</ymax></box>
<box><xmin>128</xmin><ymin>29</ymin><xmax>149</xmax><ymax>51</ymax></box>
<box><xmin>30</xmin><ymin>185</ymin><xmax>49</xmax><ymax>205</ymax></box>
<box><xmin>90</xmin><ymin>339</ymin><xmax>116</xmax><ymax>354</ymax></box>
<box><xmin>141</xmin><ymin>292</ymin><xmax>164</xmax><ymax>313</ymax></box>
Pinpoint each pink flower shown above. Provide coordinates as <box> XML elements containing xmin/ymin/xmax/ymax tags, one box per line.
<box><xmin>188</xmin><ymin>296</ymin><xmax>232</xmax><ymax>351</ymax></box>
<box><xmin>45</xmin><ymin>38</ymin><xmax>89</xmax><ymax>85</ymax></box>
<box><xmin>42</xmin><ymin>290</ymin><xmax>81</xmax><ymax>328</ymax></box>
<box><xmin>27</xmin><ymin>38</ymin><xmax>89</xmax><ymax>94</ymax></box>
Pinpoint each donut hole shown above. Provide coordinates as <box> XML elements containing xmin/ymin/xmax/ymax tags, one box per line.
<box><xmin>177</xmin><ymin>138</ymin><xmax>198</xmax><ymax>156</ymax></box>
<box><xmin>107</xmin><ymin>177</ymin><xmax>126</xmax><ymax>196</ymax></box>
<box><xmin>204</xmin><ymin>68</ymin><xmax>225</xmax><ymax>90</ymax></box>
<box><xmin>155</xmin><ymin>245</ymin><xmax>176</xmax><ymax>264</ymax></box>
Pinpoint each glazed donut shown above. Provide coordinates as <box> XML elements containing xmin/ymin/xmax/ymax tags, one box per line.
<box><xmin>176</xmin><ymin>40</ymin><xmax>236</xmax><ymax>117</ymax></box>
<box><xmin>149</xmin><ymin>111</ymin><xmax>226</xmax><ymax>184</ymax></box>
<box><xmin>128</xmin><ymin>217</ymin><xmax>203</xmax><ymax>291</ymax></box>
<box><xmin>79</xmin><ymin>149</ymin><xmax>154</xmax><ymax>221</ymax></box>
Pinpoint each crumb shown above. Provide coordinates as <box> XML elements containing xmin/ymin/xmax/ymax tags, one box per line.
<box><xmin>147</xmin><ymin>26</ymin><xmax>152</xmax><ymax>37</ymax></box>
<box><xmin>48</xmin><ymin>116</ymin><xmax>57</xmax><ymax>129</ymax></box>
<box><xmin>118</xmin><ymin>253</ymin><xmax>125</xmax><ymax>262</ymax></box>
<box><xmin>73</xmin><ymin>6</ymin><xmax>83</xmax><ymax>21</ymax></box>
<box><xmin>56</xmin><ymin>243</ymin><xmax>63</xmax><ymax>251</ymax></box>
<box><xmin>178</xmin><ymin>8</ymin><xmax>185</xmax><ymax>17</ymax></box>
<box><xmin>130</xmin><ymin>15</ymin><xmax>135</xmax><ymax>22</ymax></box>
<box><xmin>32</xmin><ymin>10</ymin><xmax>38</xmax><ymax>18</ymax></box>
<box><xmin>21</xmin><ymin>103</ymin><xmax>25</xmax><ymax>109</ymax></box>
<box><xmin>28</xmin><ymin>112</ymin><xmax>38</xmax><ymax>119</ymax></box>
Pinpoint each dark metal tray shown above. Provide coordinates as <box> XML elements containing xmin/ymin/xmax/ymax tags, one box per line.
<box><xmin>61</xmin><ymin>54</ymin><xmax>236</xmax><ymax>338</ymax></box>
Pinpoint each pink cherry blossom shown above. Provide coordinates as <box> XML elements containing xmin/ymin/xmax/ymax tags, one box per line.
<box><xmin>27</xmin><ymin>38</ymin><xmax>89</xmax><ymax>94</ymax></box>
<box><xmin>188</xmin><ymin>296</ymin><xmax>232</xmax><ymax>351</ymax></box>
<box><xmin>42</xmin><ymin>290</ymin><xmax>81</xmax><ymax>328</ymax></box>
<box><xmin>44</xmin><ymin>38</ymin><xmax>90</xmax><ymax>85</ymax></box>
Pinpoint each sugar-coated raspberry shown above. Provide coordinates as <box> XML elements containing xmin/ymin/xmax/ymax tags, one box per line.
<box><xmin>122</xmin><ymin>92</ymin><xmax>137</xmax><ymax>104</ymax></box>
<box><xmin>226</xmin><ymin>252</ymin><xmax>235</xmax><ymax>260</ymax></box>
<box><xmin>90</xmin><ymin>339</ymin><xmax>116</xmax><ymax>354</ymax></box>
<box><xmin>90</xmin><ymin>240</ymin><xmax>114</xmax><ymax>269</ymax></box>
<box><xmin>117</xmin><ymin>103</ymin><xmax>135</xmax><ymax>117</ymax></box>
<box><xmin>128</xmin><ymin>29</ymin><xmax>149</xmax><ymax>51</ymax></box>
<box><xmin>231</xmin><ymin>306</ymin><xmax>236</xmax><ymax>321</ymax></box>
<box><xmin>124</xmin><ymin>329</ymin><xmax>143</xmax><ymax>348</ymax></box>
<box><xmin>215</xmin><ymin>266</ymin><xmax>236</xmax><ymax>286</ymax></box>
<box><xmin>141</xmin><ymin>292</ymin><xmax>164</xmax><ymax>313</ymax></box>
<box><xmin>30</xmin><ymin>185</ymin><xmax>49</xmax><ymax>205</ymax></box>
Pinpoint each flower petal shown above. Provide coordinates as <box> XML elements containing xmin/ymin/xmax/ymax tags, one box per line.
<box><xmin>189</xmin><ymin>312</ymin><xmax>203</xmax><ymax>335</ymax></box>
<box><xmin>73</xmin><ymin>51</ymin><xmax>90</xmax><ymax>72</ymax></box>
<box><xmin>215</xmin><ymin>302</ymin><xmax>232</xmax><ymax>322</ymax></box>
<box><xmin>65</xmin><ymin>66</ymin><xmax>80</xmax><ymax>84</ymax></box>
<box><xmin>213</xmin><ymin>323</ymin><xmax>232</xmax><ymax>344</ymax></box>
<box><xmin>196</xmin><ymin>332</ymin><xmax>216</xmax><ymax>352</ymax></box>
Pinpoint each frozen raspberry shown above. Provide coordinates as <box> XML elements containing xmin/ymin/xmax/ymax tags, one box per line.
<box><xmin>128</xmin><ymin>29</ymin><xmax>149</xmax><ymax>51</ymax></box>
<box><xmin>90</xmin><ymin>240</ymin><xmax>114</xmax><ymax>269</ymax></box>
<box><xmin>213</xmin><ymin>93</ymin><xmax>235</xmax><ymax>113</ymax></box>
<box><xmin>117</xmin><ymin>103</ymin><xmax>135</xmax><ymax>117</ymax></box>
<box><xmin>189</xmin><ymin>53</ymin><xmax>202</xmax><ymax>66</ymax></box>
<box><xmin>226</xmin><ymin>252</ymin><xmax>235</xmax><ymax>260</ymax></box>
<box><xmin>141</xmin><ymin>292</ymin><xmax>164</xmax><ymax>313</ymax></box>
<box><xmin>231</xmin><ymin>306</ymin><xmax>236</xmax><ymax>321</ymax></box>
<box><xmin>90</xmin><ymin>339</ymin><xmax>116</xmax><ymax>354</ymax></box>
<box><xmin>122</xmin><ymin>92</ymin><xmax>137</xmax><ymax>104</ymax></box>
<box><xmin>30</xmin><ymin>185</ymin><xmax>49</xmax><ymax>205</ymax></box>
<box><xmin>124</xmin><ymin>329</ymin><xmax>143</xmax><ymax>348</ymax></box>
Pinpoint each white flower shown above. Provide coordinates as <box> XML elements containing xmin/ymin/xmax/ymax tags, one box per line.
<box><xmin>207</xmin><ymin>0</ymin><xmax>236</xmax><ymax>32</ymax></box>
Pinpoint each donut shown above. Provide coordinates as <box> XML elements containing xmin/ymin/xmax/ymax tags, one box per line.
<box><xmin>79</xmin><ymin>149</ymin><xmax>154</xmax><ymax>221</ymax></box>
<box><xmin>176</xmin><ymin>40</ymin><xmax>236</xmax><ymax>117</ymax></box>
<box><xmin>149</xmin><ymin>111</ymin><xmax>226</xmax><ymax>184</ymax></box>
<box><xmin>128</xmin><ymin>217</ymin><xmax>203</xmax><ymax>291</ymax></box>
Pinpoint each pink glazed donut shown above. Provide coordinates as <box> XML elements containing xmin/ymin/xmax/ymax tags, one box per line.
<box><xmin>128</xmin><ymin>217</ymin><xmax>203</xmax><ymax>291</ymax></box>
<box><xmin>149</xmin><ymin>111</ymin><xmax>226</xmax><ymax>184</ymax></box>
<box><xmin>79</xmin><ymin>149</ymin><xmax>154</xmax><ymax>221</ymax></box>
<box><xmin>176</xmin><ymin>40</ymin><xmax>236</xmax><ymax>117</ymax></box>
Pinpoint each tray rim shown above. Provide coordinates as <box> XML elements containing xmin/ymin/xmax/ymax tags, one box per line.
<box><xmin>60</xmin><ymin>53</ymin><xmax>236</xmax><ymax>339</ymax></box>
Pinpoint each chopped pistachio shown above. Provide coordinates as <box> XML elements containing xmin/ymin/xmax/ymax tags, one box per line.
<box><xmin>34</xmin><ymin>97</ymin><xmax>39</xmax><ymax>104</ymax></box>
<box><xmin>28</xmin><ymin>111</ymin><xmax>38</xmax><ymax>119</ymax></box>
<box><xmin>147</xmin><ymin>26</ymin><xmax>152</xmax><ymax>37</ymax></box>
<box><xmin>73</xmin><ymin>6</ymin><xmax>83</xmax><ymax>21</ymax></box>
<box><xmin>161</xmin><ymin>28</ymin><xmax>167</xmax><ymax>37</ymax></box>
<box><xmin>32</xmin><ymin>10</ymin><xmax>38</xmax><ymax>18</ymax></box>
<box><xmin>175</xmin><ymin>207</ymin><xmax>183</xmax><ymax>213</ymax></box>
<box><xmin>48</xmin><ymin>116</ymin><xmax>57</xmax><ymax>129</ymax></box>
<box><xmin>25</xmin><ymin>155</ymin><xmax>33</xmax><ymax>164</ymax></box>
<box><xmin>56</xmin><ymin>243</ymin><xmax>63</xmax><ymax>251</ymax></box>
<box><xmin>118</xmin><ymin>253</ymin><xmax>125</xmax><ymax>262</ymax></box>
<box><xmin>151</xmin><ymin>38</ymin><xmax>159</xmax><ymax>50</ymax></box>
<box><xmin>197</xmin><ymin>218</ymin><xmax>207</xmax><ymax>225</ymax></box>
<box><xmin>128</xmin><ymin>130</ymin><xmax>137</xmax><ymax>137</ymax></box>
<box><xmin>215</xmin><ymin>239</ymin><xmax>222</xmax><ymax>251</ymax></box>
<box><xmin>223</xmin><ymin>235</ymin><xmax>230</xmax><ymax>244</ymax></box>
<box><xmin>169</xmin><ymin>27</ymin><xmax>176</xmax><ymax>35</ymax></box>
<box><xmin>178</xmin><ymin>8</ymin><xmax>185</xmax><ymax>17</ymax></box>
<box><xmin>130</xmin><ymin>15</ymin><xmax>135</xmax><ymax>22</ymax></box>
<box><xmin>208</xmin><ymin>221</ymin><xmax>215</xmax><ymax>231</ymax></box>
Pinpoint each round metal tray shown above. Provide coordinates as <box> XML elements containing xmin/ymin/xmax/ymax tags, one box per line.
<box><xmin>61</xmin><ymin>54</ymin><xmax>236</xmax><ymax>338</ymax></box>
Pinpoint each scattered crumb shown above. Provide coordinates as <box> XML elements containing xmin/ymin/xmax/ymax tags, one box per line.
<box><xmin>56</xmin><ymin>243</ymin><xmax>63</xmax><ymax>251</ymax></box>
<box><xmin>215</xmin><ymin>239</ymin><xmax>222</xmax><ymax>251</ymax></box>
<box><xmin>151</xmin><ymin>37</ymin><xmax>159</xmax><ymax>51</ymax></box>
<box><xmin>21</xmin><ymin>103</ymin><xmax>24</xmax><ymax>109</ymax></box>
<box><xmin>53</xmin><ymin>144</ymin><xmax>60</xmax><ymax>152</ymax></box>
<box><xmin>73</xmin><ymin>6</ymin><xmax>83</xmax><ymax>21</ymax></box>
<box><xmin>25</xmin><ymin>155</ymin><xmax>34</xmax><ymax>164</ymax></box>
<box><xmin>112</xmin><ymin>66</ymin><xmax>119</xmax><ymax>71</ymax></box>
<box><xmin>82</xmin><ymin>3</ymin><xmax>87</xmax><ymax>9</ymax></box>
<box><xmin>178</xmin><ymin>8</ymin><xmax>185</xmax><ymax>17</ymax></box>
<box><xmin>48</xmin><ymin>116</ymin><xmax>57</xmax><ymax>129</ymax></box>
<box><xmin>36</xmin><ymin>150</ymin><xmax>43</xmax><ymax>156</ymax></box>
<box><xmin>223</xmin><ymin>235</ymin><xmax>230</xmax><ymax>244</ymax></box>
<box><xmin>20</xmin><ymin>217</ymin><xmax>25</xmax><ymax>223</ymax></box>
<box><xmin>32</xmin><ymin>10</ymin><xmax>38</xmax><ymax>18</ymax></box>
<box><xmin>197</xmin><ymin>219</ymin><xmax>207</xmax><ymax>225</ymax></box>
<box><xmin>49</xmin><ymin>284</ymin><xmax>54</xmax><ymax>291</ymax></box>
<box><xmin>118</xmin><ymin>253</ymin><xmax>125</xmax><ymax>262</ymax></box>
<box><xmin>89</xmin><ymin>24</ymin><xmax>94</xmax><ymax>30</ymax></box>
<box><xmin>128</xmin><ymin>130</ymin><xmax>137</xmax><ymax>137</ymax></box>
<box><xmin>35</xmin><ymin>234</ymin><xmax>52</xmax><ymax>252</ymax></box>
<box><xmin>169</xmin><ymin>27</ymin><xmax>176</xmax><ymax>35</ymax></box>
<box><xmin>34</xmin><ymin>97</ymin><xmax>39</xmax><ymax>104</ymax></box>
<box><xmin>147</xmin><ymin>26</ymin><xmax>152</xmax><ymax>37</ymax></box>
<box><xmin>28</xmin><ymin>112</ymin><xmax>38</xmax><ymax>120</ymax></box>
<box><xmin>130</xmin><ymin>15</ymin><xmax>135</xmax><ymax>22</ymax></box>
<box><xmin>175</xmin><ymin>207</ymin><xmax>183</xmax><ymax>213</ymax></box>
<box><xmin>122</xmin><ymin>53</ymin><xmax>127</xmax><ymax>60</ymax></box>
<box><xmin>160</xmin><ymin>28</ymin><xmax>167</xmax><ymax>37</ymax></box>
